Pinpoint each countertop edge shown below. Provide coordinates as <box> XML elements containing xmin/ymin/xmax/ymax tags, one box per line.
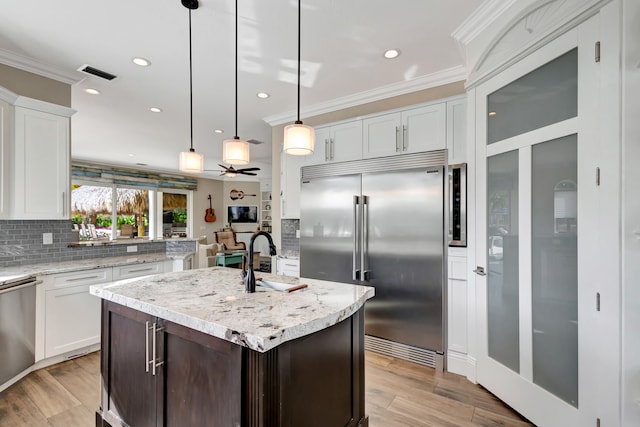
<box><xmin>90</xmin><ymin>272</ymin><xmax>374</xmax><ymax>353</ymax></box>
<box><xmin>0</xmin><ymin>252</ymin><xmax>195</xmax><ymax>278</ymax></box>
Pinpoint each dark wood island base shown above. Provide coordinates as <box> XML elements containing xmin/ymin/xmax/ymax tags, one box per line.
<box><xmin>96</xmin><ymin>300</ymin><xmax>369</xmax><ymax>427</ymax></box>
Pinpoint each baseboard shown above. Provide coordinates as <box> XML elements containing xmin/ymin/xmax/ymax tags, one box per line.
<box><xmin>447</xmin><ymin>350</ymin><xmax>469</xmax><ymax>376</ymax></box>
<box><xmin>446</xmin><ymin>351</ymin><xmax>478</xmax><ymax>383</ymax></box>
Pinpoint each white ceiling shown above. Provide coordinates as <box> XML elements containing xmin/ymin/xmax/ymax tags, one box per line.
<box><xmin>0</xmin><ymin>0</ymin><xmax>483</xmax><ymax>181</ymax></box>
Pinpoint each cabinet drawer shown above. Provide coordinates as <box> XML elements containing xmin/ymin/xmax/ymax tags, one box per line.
<box><xmin>113</xmin><ymin>262</ymin><xmax>163</xmax><ymax>280</ymax></box>
<box><xmin>45</xmin><ymin>268</ymin><xmax>112</xmax><ymax>291</ymax></box>
<box><xmin>277</xmin><ymin>259</ymin><xmax>300</xmax><ymax>277</ymax></box>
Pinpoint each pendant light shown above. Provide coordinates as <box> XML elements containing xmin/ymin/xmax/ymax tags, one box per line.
<box><xmin>222</xmin><ymin>0</ymin><xmax>250</xmax><ymax>165</ymax></box>
<box><xmin>179</xmin><ymin>0</ymin><xmax>204</xmax><ymax>173</ymax></box>
<box><xmin>283</xmin><ymin>0</ymin><xmax>315</xmax><ymax>156</ymax></box>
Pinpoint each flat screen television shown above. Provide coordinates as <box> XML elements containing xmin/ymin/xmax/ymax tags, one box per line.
<box><xmin>227</xmin><ymin>205</ymin><xmax>258</xmax><ymax>223</ymax></box>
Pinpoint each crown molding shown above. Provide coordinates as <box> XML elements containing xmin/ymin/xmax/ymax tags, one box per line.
<box><xmin>0</xmin><ymin>48</ymin><xmax>82</xmax><ymax>85</ymax></box>
<box><xmin>263</xmin><ymin>65</ymin><xmax>467</xmax><ymax>126</ymax></box>
<box><xmin>0</xmin><ymin>86</ymin><xmax>19</xmax><ymax>104</ymax></box>
<box><xmin>451</xmin><ymin>0</ymin><xmax>519</xmax><ymax>48</ymax></box>
<box><xmin>14</xmin><ymin>96</ymin><xmax>76</xmax><ymax>117</ymax></box>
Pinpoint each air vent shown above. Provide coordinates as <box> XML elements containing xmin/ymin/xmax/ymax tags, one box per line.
<box><xmin>77</xmin><ymin>64</ymin><xmax>117</xmax><ymax>81</ymax></box>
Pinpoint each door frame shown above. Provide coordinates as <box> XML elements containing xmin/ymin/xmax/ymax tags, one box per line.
<box><xmin>471</xmin><ymin>13</ymin><xmax>621</xmax><ymax>425</ymax></box>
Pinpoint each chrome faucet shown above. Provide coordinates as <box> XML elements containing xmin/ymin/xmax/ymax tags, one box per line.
<box><xmin>242</xmin><ymin>231</ymin><xmax>277</xmax><ymax>293</ymax></box>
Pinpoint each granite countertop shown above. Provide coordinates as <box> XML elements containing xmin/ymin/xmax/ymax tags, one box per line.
<box><xmin>0</xmin><ymin>252</ymin><xmax>193</xmax><ymax>278</ymax></box>
<box><xmin>90</xmin><ymin>267</ymin><xmax>374</xmax><ymax>353</ymax></box>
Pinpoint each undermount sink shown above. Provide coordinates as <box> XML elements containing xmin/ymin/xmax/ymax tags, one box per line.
<box><xmin>256</xmin><ymin>280</ymin><xmax>308</xmax><ymax>293</ymax></box>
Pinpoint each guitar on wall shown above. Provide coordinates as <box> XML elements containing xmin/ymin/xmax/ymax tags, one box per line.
<box><xmin>205</xmin><ymin>195</ymin><xmax>216</xmax><ymax>222</ymax></box>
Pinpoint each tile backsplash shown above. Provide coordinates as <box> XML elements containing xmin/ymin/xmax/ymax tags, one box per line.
<box><xmin>281</xmin><ymin>219</ymin><xmax>300</xmax><ymax>257</ymax></box>
<box><xmin>0</xmin><ymin>220</ymin><xmax>166</xmax><ymax>268</ymax></box>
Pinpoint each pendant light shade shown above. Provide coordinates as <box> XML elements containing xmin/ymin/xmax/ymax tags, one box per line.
<box><xmin>179</xmin><ymin>0</ymin><xmax>203</xmax><ymax>173</ymax></box>
<box><xmin>223</xmin><ymin>137</ymin><xmax>250</xmax><ymax>165</ymax></box>
<box><xmin>284</xmin><ymin>121</ymin><xmax>315</xmax><ymax>155</ymax></box>
<box><xmin>223</xmin><ymin>0</ymin><xmax>250</xmax><ymax>166</ymax></box>
<box><xmin>283</xmin><ymin>0</ymin><xmax>314</xmax><ymax>156</ymax></box>
<box><xmin>179</xmin><ymin>148</ymin><xmax>204</xmax><ymax>173</ymax></box>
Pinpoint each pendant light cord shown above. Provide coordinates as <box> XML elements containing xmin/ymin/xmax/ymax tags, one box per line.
<box><xmin>296</xmin><ymin>0</ymin><xmax>301</xmax><ymax>123</ymax></box>
<box><xmin>234</xmin><ymin>0</ymin><xmax>239</xmax><ymax>139</ymax></box>
<box><xmin>188</xmin><ymin>9</ymin><xmax>194</xmax><ymax>151</ymax></box>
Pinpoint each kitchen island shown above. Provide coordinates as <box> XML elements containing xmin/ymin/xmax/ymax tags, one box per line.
<box><xmin>90</xmin><ymin>267</ymin><xmax>374</xmax><ymax>427</ymax></box>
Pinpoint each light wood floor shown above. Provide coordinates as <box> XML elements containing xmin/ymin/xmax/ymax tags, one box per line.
<box><xmin>0</xmin><ymin>351</ymin><xmax>533</xmax><ymax>426</ymax></box>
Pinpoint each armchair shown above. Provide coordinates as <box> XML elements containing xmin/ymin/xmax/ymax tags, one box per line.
<box><xmin>214</xmin><ymin>231</ymin><xmax>246</xmax><ymax>251</ymax></box>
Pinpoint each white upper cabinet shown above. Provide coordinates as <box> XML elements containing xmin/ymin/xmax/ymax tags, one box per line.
<box><xmin>280</xmin><ymin>147</ymin><xmax>303</xmax><ymax>219</ymax></box>
<box><xmin>0</xmin><ymin>89</ymin><xmax>75</xmax><ymax>220</ymax></box>
<box><xmin>0</xmin><ymin>99</ymin><xmax>11</xmax><ymax>219</ymax></box>
<box><xmin>13</xmin><ymin>106</ymin><xmax>70</xmax><ymax>219</ymax></box>
<box><xmin>308</xmin><ymin>121</ymin><xmax>362</xmax><ymax>165</ymax></box>
<box><xmin>446</xmin><ymin>98</ymin><xmax>467</xmax><ymax>165</ymax></box>
<box><xmin>363</xmin><ymin>103</ymin><xmax>446</xmax><ymax>159</ymax></box>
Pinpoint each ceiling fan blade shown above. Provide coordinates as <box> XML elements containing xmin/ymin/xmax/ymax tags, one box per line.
<box><xmin>247</xmin><ymin>139</ymin><xmax>264</xmax><ymax>145</ymax></box>
<box><xmin>239</xmin><ymin>171</ymin><xmax>257</xmax><ymax>176</ymax></box>
<box><xmin>217</xmin><ymin>163</ymin><xmax>233</xmax><ymax>171</ymax></box>
<box><xmin>237</xmin><ymin>167</ymin><xmax>260</xmax><ymax>172</ymax></box>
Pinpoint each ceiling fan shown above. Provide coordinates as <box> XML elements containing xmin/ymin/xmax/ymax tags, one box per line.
<box><xmin>206</xmin><ymin>163</ymin><xmax>260</xmax><ymax>177</ymax></box>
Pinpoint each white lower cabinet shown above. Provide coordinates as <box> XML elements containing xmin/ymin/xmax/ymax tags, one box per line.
<box><xmin>447</xmin><ymin>247</ymin><xmax>469</xmax><ymax>376</ymax></box>
<box><xmin>44</xmin><ymin>261</ymin><xmax>166</xmax><ymax>359</ymax></box>
<box><xmin>276</xmin><ymin>257</ymin><xmax>300</xmax><ymax>277</ymax></box>
<box><xmin>44</xmin><ymin>268</ymin><xmax>112</xmax><ymax>358</ymax></box>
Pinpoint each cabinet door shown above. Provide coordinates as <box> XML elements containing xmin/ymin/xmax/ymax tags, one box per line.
<box><xmin>362</xmin><ymin>112</ymin><xmax>402</xmax><ymax>159</ymax></box>
<box><xmin>13</xmin><ymin>107</ymin><xmax>69</xmax><ymax>219</ymax></box>
<box><xmin>330</xmin><ymin>121</ymin><xmax>362</xmax><ymax>162</ymax></box>
<box><xmin>44</xmin><ymin>268</ymin><xmax>112</xmax><ymax>358</ymax></box>
<box><xmin>102</xmin><ymin>302</ymin><xmax>160</xmax><ymax>427</ymax></box>
<box><xmin>0</xmin><ymin>99</ymin><xmax>10</xmax><ymax>219</ymax></box>
<box><xmin>402</xmin><ymin>103</ymin><xmax>446</xmax><ymax>154</ymax></box>
<box><xmin>281</xmin><ymin>150</ymin><xmax>303</xmax><ymax>219</ymax></box>
<box><xmin>446</xmin><ymin>98</ymin><xmax>467</xmax><ymax>164</ymax></box>
<box><xmin>163</xmin><ymin>321</ymin><xmax>242</xmax><ymax>426</ymax></box>
<box><xmin>304</xmin><ymin>127</ymin><xmax>330</xmax><ymax>165</ymax></box>
<box><xmin>45</xmin><ymin>284</ymin><xmax>101</xmax><ymax>357</ymax></box>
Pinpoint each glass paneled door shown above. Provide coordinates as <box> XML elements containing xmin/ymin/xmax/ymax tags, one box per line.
<box><xmin>474</xmin><ymin>15</ymin><xmax>605</xmax><ymax>427</ymax></box>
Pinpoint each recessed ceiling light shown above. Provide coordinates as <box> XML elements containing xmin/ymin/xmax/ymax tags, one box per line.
<box><xmin>84</xmin><ymin>88</ymin><xmax>101</xmax><ymax>95</ymax></box>
<box><xmin>383</xmin><ymin>49</ymin><xmax>401</xmax><ymax>59</ymax></box>
<box><xmin>256</xmin><ymin>92</ymin><xmax>270</xmax><ymax>99</ymax></box>
<box><xmin>128</xmin><ymin>153</ymin><xmax>135</xmax><ymax>157</ymax></box>
<box><xmin>149</xmin><ymin>107</ymin><xmax>162</xmax><ymax>113</ymax></box>
<box><xmin>132</xmin><ymin>57</ymin><xmax>151</xmax><ymax>67</ymax></box>
<box><xmin>214</xmin><ymin>129</ymin><xmax>224</xmax><ymax>134</ymax></box>
<box><xmin>488</xmin><ymin>111</ymin><xmax>497</xmax><ymax>116</ymax></box>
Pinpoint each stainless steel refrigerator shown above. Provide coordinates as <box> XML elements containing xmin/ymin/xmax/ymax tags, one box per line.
<box><xmin>300</xmin><ymin>151</ymin><xmax>446</xmax><ymax>366</ymax></box>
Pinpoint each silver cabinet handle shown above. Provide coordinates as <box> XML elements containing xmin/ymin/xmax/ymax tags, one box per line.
<box><xmin>402</xmin><ymin>125</ymin><xmax>408</xmax><ymax>151</ymax></box>
<box><xmin>330</xmin><ymin>138</ymin><xmax>335</xmax><ymax>160</ymax></box>
<box><xmin>65</xmin><ymin>275</ymin><xmax>100</xmax><ymax>283</ymax></box>
<box><xmin>395</xmin><ymin>126</ymin><xmax>400</xmax><ymax>152</ymax></box>
<box><xmin>361</xmin><ymin>195</ymin><xmax>369</xmax><ymax>281</ymax></box>
<box><xmin>473</xmin><ymin>266</ymin><xmax>487</xmax><ymax>276</ymax></box>
<box><xmin>62</xmin><ymin>192</ymin><xmax>66</xmax><ymax>216</ymax></box>
<box><xmin>353</xmin><ymin>195</ymin><xmax>360</xmax><ymax>281</ymax></box>
<box><xmin>127</xmin><ymin>267</ymin><xmax>154</xmax><ymax>274</ymax></box>
<box><xmin>145</xmin><ymin>321</ymin><xmax>151</xmax><ymax>373</ymax></box>
<box><xmin>151</xmin><ymin>322</ymin><xmax>164</xmax><ymax>376</ymax></box>
<box><xmin>324</xmin><ymin>139</ymin><xmax>329</xmax><ymax>161</ymax></box>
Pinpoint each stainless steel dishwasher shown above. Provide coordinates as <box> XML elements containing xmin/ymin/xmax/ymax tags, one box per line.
<box><xmin>0</xmin><ymin>275</ymin><xmax>38</xmax><ymax>385</ymax></box>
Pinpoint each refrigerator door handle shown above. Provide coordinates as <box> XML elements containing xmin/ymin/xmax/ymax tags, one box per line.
<box><xmin>353</xmin><ymin>195</ymin><xmax>361</xmax><ymax>281</ymax></box>
<box><xmin>361</xmin><ymin>195</ymin><xmax>370</xmax><ymax>281</ymax></box>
